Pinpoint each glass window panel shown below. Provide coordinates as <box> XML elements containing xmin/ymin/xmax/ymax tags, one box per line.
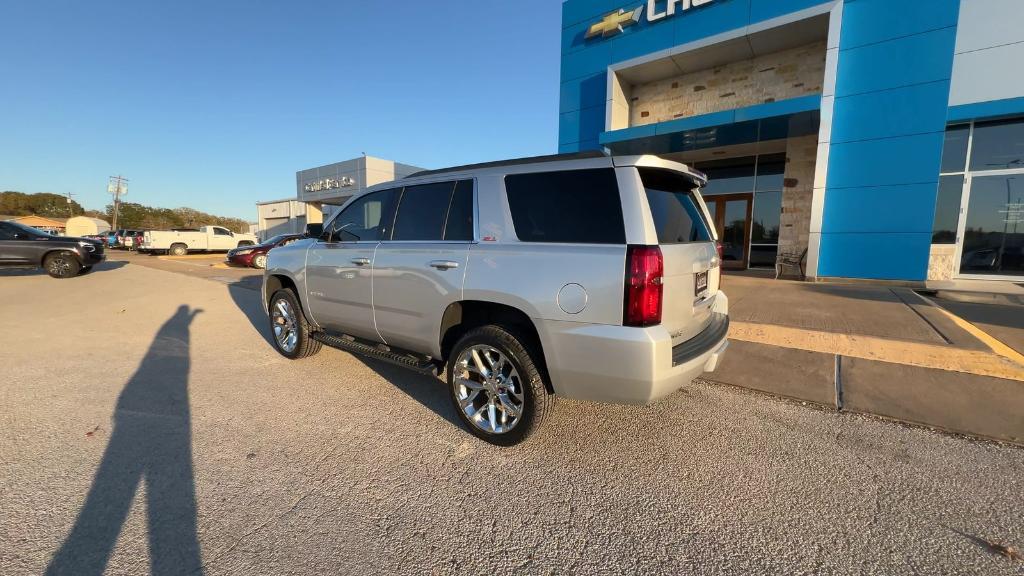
<box><xmin>443</xmin><ymin>180</ymin><xmax>474</xmax><ymax>241</ymax></box>
<box><xmin>721</xmin><ymin>199</ymin><xmax>748</xmax><ymax>263</ymax></box>
<box><xmin>749</xmin><ymin>245</ymin><xmax>779</xmax><ymax>268</ymax></box>
<box><xmin>932</xmin><ymin>175</ymin><xmax>963</xmax><ymax>244</ymax></box>
<box><xmin>940</xmin><ymin>124</ymin><xmax>970</xmax><ymax>173</ymax></box>
<box><xmin>392</xmin><ymin>181</ymin><xmax>455</xmax><ymax>241</ymax></box>
<box><xmin>960</xmin><ymin>175</ymin><xmax>1024</xmax><ymax>277</ymax></box>
<box><xmin>326</xmin><ymin>189</ymin><xmax>398</xmax><ymax>242</ymax></box>
<box><xmin>640</xmin><ymin>168</ymin><xmax>713</xmax><ymax>244</ymax></box>
<box><xmin>505</xmin><ymin>169</ymin><xmax>625</xmax><ymax>244</ymax></box>
<box><xmin>969</xmin><ymin>118</ymin><xmax>1024</xmax><ymax>171</ymax></box>
<box><xmin>755</xmin><ymin>153</ymin><xmax>786</xmax><ymax>192</ymax></box>
<box><xmin>751</xmin><ymin>191</ymin><xmax>781</xmax><ymax>244</ymax></box>
<box><xmin>694</xmin><ymin>157</ymin><xmax>755</xmax><ymax>196</ymax></box>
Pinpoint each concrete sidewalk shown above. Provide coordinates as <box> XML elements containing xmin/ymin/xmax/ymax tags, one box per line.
<box><xmin>714</xmin><ymin>275</ymin><xmax>1024</xmax><ymax>445</ymax></box>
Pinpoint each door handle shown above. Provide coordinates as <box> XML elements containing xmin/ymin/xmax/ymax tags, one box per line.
<box><xmin>351</xmin><ymin>257</ymin><xmax>370</xmax><ymax>266</ymax></box>
<box><xmin>429</xmin><ymin>260</ymin><xmax>459</xmax><ymax>270</ymax></box>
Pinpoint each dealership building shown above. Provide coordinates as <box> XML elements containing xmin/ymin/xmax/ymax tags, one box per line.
<box><xmin>256</xmin><ymin>156</ymin><xmax>423</xmax><ymax>241</ymax></box>
<box><xmin>560</xmin><ymin>0</ymin><xmax>1024</xmax><ymax>282</ymax></box>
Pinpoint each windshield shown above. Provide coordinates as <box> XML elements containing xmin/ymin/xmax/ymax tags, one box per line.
<box><xmin>263</xmin><ymin>234</ymin><xmax>289</xmax><ymax>246</ymax></box>
<box><xmin>7</xmin><ymin>221</ymin><xmax>52</xmax><ymax>238</ymax></box>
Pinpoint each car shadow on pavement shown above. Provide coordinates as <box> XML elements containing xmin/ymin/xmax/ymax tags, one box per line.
<box><xmin>224</xmin><ymin>280</ymin><xmax>463</xmax><ymax>430</ymax></box>
<box><xmin>226</xmin><ymin>280</ymin><xmax>275</xmax><ymax>347</ymax></box>
<box><xmin>45</xmin><ymin>305</ymin><xmax>205</xmax><ymax>576</ymax></box>
<box><xmin>0</xmin><ymin>260</ymin><xmax>128</xmax><ymax>277</ymax></box>
<box><xmin>353</xmin><ymin>356</ymin><xmax>464</xmax><ymax>429</ymax></box>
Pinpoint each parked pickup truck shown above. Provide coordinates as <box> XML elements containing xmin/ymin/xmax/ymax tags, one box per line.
<box><xmin>262</xmin><ymin>152</ymin><xmax>729</xmax><ymax>445</ymax></box>
<box><xmin>141</xmin><ymin>226</ymin><xmax>257</xmax><ymax>255</ymax></box>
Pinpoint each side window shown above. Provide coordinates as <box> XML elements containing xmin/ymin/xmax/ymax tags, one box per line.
<box><xmin>392</xmin><ymin>182</ymin><xmax>456</xmax><ymax>241</ymax></box>
<box><xmin>444</xmin><ymin>180</ymin><xmax>474</xmax><ymax>241</ymax></box>
<box><xmin>0</xmin><ymin>223</ymin><xmax>14</xmax><ymax>241</ymax></box>
<box><xmin>504</xmin><ymin>169</ymin><xmax>625</xmax><ymax>244</ymax></box>
<box><xmin>213</xmin><ymin>227</ymin><xmax>231</xmax><ymax>236</ymax></box>
<box><xmin>326</xmin><ymin>189</ymin><xmax>398</xmax><ymax>242</ymax></box>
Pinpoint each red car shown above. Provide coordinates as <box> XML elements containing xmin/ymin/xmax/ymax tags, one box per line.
<box><xmin>226</xmin><ymin>233</ymin><xmax>304</xmax><ymax>269</ymax></box>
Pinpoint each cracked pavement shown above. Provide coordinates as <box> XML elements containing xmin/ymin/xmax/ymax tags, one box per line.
<box><xmin>1</xmin><ymin>258</ymin><xmax>1023</xmax><ymax>575</ymax></box>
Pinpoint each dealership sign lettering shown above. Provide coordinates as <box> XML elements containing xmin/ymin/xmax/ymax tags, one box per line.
<box><xmin>304</xmin><ymin>176</ymin><xmax>356</xmax><ymax>193</ymax></box>
<box><xmin>586</xmin><ymin>0</ymin><xmax>717</xmax><ymax>39</ymax></box>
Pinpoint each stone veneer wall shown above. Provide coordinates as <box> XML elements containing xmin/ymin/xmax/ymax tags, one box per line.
<box><xmin>779</xmin><ymin>135</ymin><xmax>817</xmax><ymax>261</ymax></box>
<box><xmin>927</xmin><ymin>244</ymin><xmax>956</xmax><ymax>281</ymax></box>
<box><xmin>629</xmin><ymin>41</ymin><xmax>826</xmax><ymax>126</ymax></box>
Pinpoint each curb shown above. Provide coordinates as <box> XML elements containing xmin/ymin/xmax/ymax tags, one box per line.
<box><xmin>708</xmin><ymin>338</ymin><xmax>1024</xmax><ymax>446</ymax></box>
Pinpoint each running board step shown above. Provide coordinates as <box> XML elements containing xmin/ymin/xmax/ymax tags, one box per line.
<box><xmin>312</xmin><ymin>332</ymin><xmax>439</xmax><ymax>376</ymax></box>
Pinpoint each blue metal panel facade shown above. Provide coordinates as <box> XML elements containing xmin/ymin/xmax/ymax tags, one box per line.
<box><xmin>819</xmin><ymin>0</ymin><xmax>960</xmax><ymax>280</ymax></box>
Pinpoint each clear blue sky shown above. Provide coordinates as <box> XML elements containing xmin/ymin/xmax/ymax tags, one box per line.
<box><xmin>0</xmin><ymin>0</ymin><xmax>564</xmax><ymax>219</ymax></box>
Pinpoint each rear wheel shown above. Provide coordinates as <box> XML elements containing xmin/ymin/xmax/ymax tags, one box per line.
<box><xmin>252</xmin><ymin>254</ymin><xmax>268</xmax><ymax>269</ymax></box>
<box><xmin>44</xmin><ymin>252</ymin><xmax>81</xmax><ymax>279</ymax></box>
<box><xmin>447</xmin><ymin>325</ymin><xmax>553</xmax><ymax>446</ymax></box>
<box><xmin>169</xmin><ymin>243</ymin><xmax>188</xmax><ymax>256</ymax></box>
<box><xmin>268</xmin><ymin>289</ymin><xmax>321</xmax><ymax>359</ymax></box>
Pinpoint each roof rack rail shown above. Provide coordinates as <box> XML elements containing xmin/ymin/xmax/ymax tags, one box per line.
<box><xmin>405</xmin><ymin>151</ymin><xmax>608</xmax><ymax>179</ymax></box>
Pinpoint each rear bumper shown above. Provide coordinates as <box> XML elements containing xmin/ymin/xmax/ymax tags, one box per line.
<box><xmin>540</xmin><ymin>291</ymin><xmax>729</xmax><ymax>404</ymax></box>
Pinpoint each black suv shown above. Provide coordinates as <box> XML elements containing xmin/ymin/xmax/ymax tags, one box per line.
<box><xmin>0</xmin><ymin>221</ymin><xmax>106</xmax><ymax>278</ymax></box>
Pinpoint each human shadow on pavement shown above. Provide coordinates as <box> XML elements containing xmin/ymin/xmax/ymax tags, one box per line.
<box><xmin>46</xmin><ymin>305</ymin><xmax>205</xmax><ymax>576</ymax></box>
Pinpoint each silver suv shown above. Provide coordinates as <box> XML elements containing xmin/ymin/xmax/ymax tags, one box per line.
<box><xmin>263</xmin><ymin>152</ymin><xmax>729</xmax><ymax>445</ymax></box>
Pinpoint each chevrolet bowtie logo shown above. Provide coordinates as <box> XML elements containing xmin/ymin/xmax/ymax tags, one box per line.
<box><xmin>585</xmin><ymin>6</ymin><xmax>644</xmax><ymax>39</ymax></box>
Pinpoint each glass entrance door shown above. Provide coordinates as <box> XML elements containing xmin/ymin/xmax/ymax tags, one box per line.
<box><xmin>706</xmin><ymin>194</ymin><xmax>753</xmax><ymax>269</ymax></box>
<box><xmin>959</xmin><ymin>174</ymin><xmax>1024</xmax><ymax>277</ymax></box>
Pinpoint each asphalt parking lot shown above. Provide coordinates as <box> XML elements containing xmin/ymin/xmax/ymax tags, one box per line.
<box><xmin>2</xmin><ymin>255</ymin><xmax>1023</xmax><ymax>575</ymax></box>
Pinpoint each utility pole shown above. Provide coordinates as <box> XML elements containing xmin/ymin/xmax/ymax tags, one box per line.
<box><xmin>64</xmin><ymin>192</ymin><xmax>76</xmax><ymax>217</ymax></box>
<box><xmin>107</xmin><ymin>175</ymin><xmax>129</xmax><ymax>231</ymax></box>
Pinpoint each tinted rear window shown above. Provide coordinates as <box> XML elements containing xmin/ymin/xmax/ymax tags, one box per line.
<box><xmin>640</xmin><ymin>168</ymin><xmax>712</xmax><ymax>244</ymax></box>
<box><xmin>504</xmin><ymin>168</ymin><xmax>625</xmax><ymax>244</ymax></box>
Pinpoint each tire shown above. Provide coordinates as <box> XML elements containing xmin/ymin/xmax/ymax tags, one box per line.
<box><xmin>447</xmin><ymin>325</ymin><xmax>553</xmax><ymax>446</ymax></box>
<box><xmin>79</xmin><ymin>266</ymin><xmax>93</xmax><ymax>275</ymax></box>
<box><xmin>252</xmin><ymin>254</ymin><xmax>268</xmax><ymax>269</ymax></box>
<box><xmin>44</xmin><ymin>252</ymin><xmax>82</xmax><ymax>279</ymax></box>
<box><xmin>237</xmin><ymin>241</ymin><xmax>254</xmax><ymax>248</ymax></box>
<box><xmin>169</xmin><ymin>244</ymin><xmax>188</xmax><ymax>256</ymax></box>
<box><xmin>268</xmin><ymin>289</ymin><xmax>322</xmax><ymax>359</ymax></box>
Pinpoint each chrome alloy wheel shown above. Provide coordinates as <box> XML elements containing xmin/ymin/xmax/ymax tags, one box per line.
<box><xmin>271</xmin><ymin>298</ymin><xmax>299</xmax><ymax>353</ymax></box>
<box><xmin>48</xmin><ymin>256</ymin><xmax>72</xmax><ymax>276</ymax></box>
<box><xmin>454</xmin><ymin>345</ymin><xmax>525</xmax><ymax>435</ymax></box>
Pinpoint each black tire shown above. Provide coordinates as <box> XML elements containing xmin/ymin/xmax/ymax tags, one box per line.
<box><xmin>252</xmin><ymin>254</ymin><xmax>268</xmax><ymax>269</ymax></box>
<box><xmin>446</xmin><ymin>325</ymin><xmax>553</xmax><ymax>446</ymax></box>
<box><xmin>44</xmin><ymin>252</ymin><xmax>82</xmax><ymax>279</ymax></box>
<box><xmin>237</xmin><ymin>241</ymin><xmax>254</xmax><ymax>248</ymax></box>
<box><xmin>268</xmin><ymin>289</ymin><xmax>322</xmax><ymax>359</ymax></box>
<box><xmin>169</xmin><ymin>244</ymin><xmax>188</xmax><ymax>256</ymax></box>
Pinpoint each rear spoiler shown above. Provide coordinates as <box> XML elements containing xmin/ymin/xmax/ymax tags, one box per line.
<box><xmin>612</xmin><ymin>155</ymin><xmax>708</xmax><ymax>187</ymax></box>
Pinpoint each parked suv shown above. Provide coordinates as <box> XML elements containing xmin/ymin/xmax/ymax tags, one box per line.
<box><xmin>262</xmin><ymin>153</ymin><xmax>729</xmax><ymax>444</ymax></box>
<box><xmin>0</xmin><ymin>221</ymin><xmax>105</xmax><ymax>278</ymax></box>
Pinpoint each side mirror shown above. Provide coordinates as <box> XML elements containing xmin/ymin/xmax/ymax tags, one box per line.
<box><xmin>305</xmin><ymin>223</ymin><xmax>324</xmax><ymax>238</ymax></box>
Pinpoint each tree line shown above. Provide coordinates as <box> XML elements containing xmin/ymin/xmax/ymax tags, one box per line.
<box><xmin>1</xmin><ymin>191</ymin><xmax>251</xmax><ymax>233</ymax></box>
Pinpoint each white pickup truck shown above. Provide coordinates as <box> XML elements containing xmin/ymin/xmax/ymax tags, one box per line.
<box><xmin>141</xmin><ymin>226</ymin><xmax>258</xmax><ymax>256</ymax></box>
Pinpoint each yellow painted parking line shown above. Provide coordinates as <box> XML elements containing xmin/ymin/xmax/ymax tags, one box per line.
<box><xmin>729</xmin><ymin>321</ymin><xmax>1024</xmax><ymax>382</ymax></box>
<box><xmin>927</xmin><ymin>301</ymin><xmax>1024</xmax><ymax>367</ymax></box>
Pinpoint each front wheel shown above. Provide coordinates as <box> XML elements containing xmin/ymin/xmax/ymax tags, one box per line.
<box><xmin>447</xmin><ymin>325</ymin><xmax>553</xmax><ymax>446</ymax></box>
<box><xmin>268</xmin><ymin>289</ymin><xmax>321</xmax><ymax>359</ymax></box>
<box><xmin>169</xmin><ymin>244</ymin><xmax>188</xmax><ymax>256</ymax></box>
<box><xmin>44</xmin><ymin>252</ymin><xmax>82</xmax><ymax>279</ymax></box>
<box><xmin>252</xmin><ymin>254</ymin><xmax>267</xmax><ymax>269</ymax></box>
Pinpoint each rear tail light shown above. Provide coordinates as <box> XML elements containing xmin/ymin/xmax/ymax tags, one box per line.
<box><xmin>624</xmin><ymin>245</ymin><xmax>664</xmax><ymax>327</ymax></box>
